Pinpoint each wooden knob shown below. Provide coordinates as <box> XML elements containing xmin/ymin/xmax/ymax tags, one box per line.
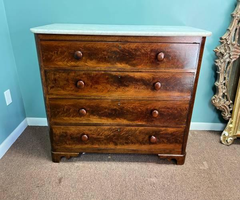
<box><xmin>74</xmin><ymin>51</ymin><xmax>83</xmax><ymax>60</ymax></box>
<box><xmin>157</xmin><ymin>52</ymin><xmax>165</xmax><ymax>61</ymax></box>
<box><xmin>152</xmin><ymin>110</ymin><xmax>159</xmax><ymax>118</ymax></box>
<box><xmin>81</xmin><ymin>134</ymin><xmax>89</xmax><ymax>141</ymax></box>
<box><xmin>76</xmin><ymin>80</ymin><xmax>85</xmax><ymax>88</ymax></box>
<box><xmin>150</xmin><ymin>136</ymin><xmax>157</xmax><ymax>144</ymax></box>
<box><xmin>79</xmin><ymin>108</ymin><xmax>87</xmax><ymax>116</ymax></box>
<box><xmin>154</xmin><ymin>82</ymin><xmax>161</xmax><ymax>90</ymax></box>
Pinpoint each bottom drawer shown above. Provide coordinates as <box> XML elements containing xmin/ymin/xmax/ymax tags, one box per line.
<box><xmin>51</xmin><ymin>126</ymin><xmax>185</xmax><ymax>154</ymax></box>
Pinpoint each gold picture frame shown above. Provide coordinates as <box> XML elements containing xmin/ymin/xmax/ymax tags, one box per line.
<box><xmin>212</xmin><ymin>0</ymin><xmax>240</xmax><ymax>120</ymax></box>
<box><xmin>221</xmin><ymin>79</ymin><xmax>240</xmax><ymax>145</ymax></box>
<box><xmin>212</xmin><ymin>0</ymin><xmax>240</xmax><ymax>145</ymax></box>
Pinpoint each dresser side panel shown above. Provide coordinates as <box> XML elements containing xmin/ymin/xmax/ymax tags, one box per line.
<box><xmin>182</xmin><ymin>37</ymin><xmax>206</xmax><ymax>154</ymax></box>
<box><xmin>34</xmin><ymin>34</ymin><xmax>53</xmax><ymax>146</ymax></box>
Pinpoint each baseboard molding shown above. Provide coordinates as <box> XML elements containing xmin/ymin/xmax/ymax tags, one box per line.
<box><xmin>190</xmin><ymin>122</ymin><xmax>225</xmax><ymax>131</ymax></box>
<box><xmin>0</xmin><ymin>119</ymin><xmax>28</xmax><ymax>159</ymax></box>
<box><xmin>27</xmin><ymin>117</ymin><xmax>48</xmax><ymax>126</ymax></box>
<box><xmin>26</xmin><ymin>117</ymin><xmax>225</xmax><ymax>131</ymax></box>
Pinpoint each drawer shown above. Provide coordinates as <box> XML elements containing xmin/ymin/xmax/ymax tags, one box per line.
<box><xmin>46</xmin><ymin>71</ymin><xmax>194</xmax><ymax>100</ymax></box>
<box><xmin>51</xmin><ymin>126</ymin><xmax>185</xmax><ymax>154</ymax></box>
<box><xmin>40</xmin><ymin>41</ymin><xmax>199</xmax><ymax>71</ymax></box>
<box><xmin>49</xmin><ymin>99</ymin><xmax>189</xmax><ymax>126</ymax></box>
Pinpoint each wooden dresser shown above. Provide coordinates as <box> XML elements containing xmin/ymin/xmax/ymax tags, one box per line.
<box><xmin>31</xmin><ymin>24</ymin><xmax>211</xmax><ymax>165</ymax></box>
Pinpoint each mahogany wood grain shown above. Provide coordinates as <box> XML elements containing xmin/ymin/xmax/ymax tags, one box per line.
<box><xmin>182</xmin><ymin>37</ymin><xmax>206</xmax><ymax>154</ymax></box>
<box><xmin>40</xmin><ymin>41</ymin><xmax>199</xmax><ymax>71</ymax></box>
<box><xmin>33</xmin><ymin>34</ymin><xmax>207</xmax><ymax>165</ymax></box>
<box><xmin>49</xmin><ymin>99</ymin><xmax>189</xmax><ymax>126</ymax></box>
<box><xmin>51</xmin><ymin>126</ymin><xmax>184</xmax><ymax>154</ymax></box>
<box><xmin>38</xmin><ymin>34</ymin><xmax>202</xmax><ymax>44</ymax></box>
<box><xmin>45</xmin><ymin>71</ymin><xmax>194</xmax><ymax>100</ymax></box>
<box><xmin>34</xmin><ymin>35</ymin><xmax>52</xmax><ymax>129</ymax></box>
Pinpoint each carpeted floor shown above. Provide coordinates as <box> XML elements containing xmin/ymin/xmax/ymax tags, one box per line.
<box><xmin>0</xmin><ymin>127</ymin><xmax>240</xmax><ymax>200</ymax></box>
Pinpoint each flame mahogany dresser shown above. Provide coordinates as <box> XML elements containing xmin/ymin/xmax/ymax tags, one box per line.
<box><xmin>31</xmin><ymin>24</ymin><xmax>211</xmax><ymax>164</ymax></box>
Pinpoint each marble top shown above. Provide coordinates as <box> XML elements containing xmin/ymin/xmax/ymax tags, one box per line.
<box><xmin>30</xmin><ymin>24</ymin><xmax>211</xmax><ymax>37</ymax></box>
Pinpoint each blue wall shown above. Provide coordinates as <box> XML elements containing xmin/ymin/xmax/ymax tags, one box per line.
<box><xmin>0</xmin><ymin>0</ymin><xmax>26</xmax><ymax>144</ymax></box>
<box><xmin>3</xmin><ymin>0</ymin><xmax>236</xmax><ymax>123</ymax></box>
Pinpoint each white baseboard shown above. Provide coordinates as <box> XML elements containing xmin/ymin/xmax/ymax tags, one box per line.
<box><xmin>190</xmin><ymin>122</ymin><xmax>225</xmax><ymax>131</ymax></box>
<box><xmin>0</xmin><ymin>119</ymin><xmax>28</xmax><ymax>159</ymax></box>
<box><xmin>26</xmin><ymin>117</ymin><xmax>225</xmax><ymax>131</ymax></box>
<box><xmin>27</xmin><ymin>117</ymin><xmax>48</xmax><ymax>126</ymax></box>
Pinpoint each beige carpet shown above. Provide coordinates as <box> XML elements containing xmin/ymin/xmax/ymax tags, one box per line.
<box><xmin>0</xmin><ymin>127</ymin><xmax>240</xmax><ymax>200</ymax></box>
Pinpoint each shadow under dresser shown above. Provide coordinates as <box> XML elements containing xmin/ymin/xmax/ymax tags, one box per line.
<box><xmin>31</xmin><ymin>24</ymin><xmax>211</xmax><ymax>165</ymax></box>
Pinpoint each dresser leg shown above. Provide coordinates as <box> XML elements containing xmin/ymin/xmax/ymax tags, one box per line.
<box><xmin>157</xmin><ymin>153</ymin><xmax>186</xmax><ymax>165</ymax></box>
<box><xmin>52</xmin><ymin>152</ymin><xmax>80</xmax><ymax>163</ymax></box>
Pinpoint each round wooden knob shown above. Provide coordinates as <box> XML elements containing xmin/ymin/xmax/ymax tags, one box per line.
<box><xmin>154</xmin><ymin>82</ymin><xmax>162</xmax><ymax>90</ymax></box>
<box><xmin>152</xmin><ymin>110</ymin><xmax>159</xmax><ymax>118</ymax></box>
<box><xmin>81</xmin><ymin>134</ymin><xmax>89</xmax><ymax>141</ymax></box>
<box><xmin>157</xmin><ymin>52</ymin><xmax>165</xmax><ymax>61</ymax></box>
<box><xmin>76</xmin><ymin>80</ymin><xmax>85</xmax><ymax>88</ymax></box>
<box><xmin>150</xmin><ymin>136</ymin><xmax>157</xmax><ymax>144</ymax></box>
<box><xmin>74</xmin><ymin>51</ymin><xmax>83</xmax><ymax>60</ymax></box>
<box><xmin>79</xmin><ymin>108</ymin><xmax>87</xmax><ymax>116</ymax></box>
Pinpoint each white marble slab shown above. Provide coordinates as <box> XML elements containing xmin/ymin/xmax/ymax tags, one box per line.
<box><xmin>30</xmin><ymin>24</ymin><xmax>211</xmax><ymax>37</ymax></box>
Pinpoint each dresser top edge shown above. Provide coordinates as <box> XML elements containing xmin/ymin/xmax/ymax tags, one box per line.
<box><xmin>30</xmin><ymin>24</ymin><xmax>212</xmax><ymax>37</ymax></box>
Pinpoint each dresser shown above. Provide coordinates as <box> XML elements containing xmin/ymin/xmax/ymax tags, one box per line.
<box><xmin>31</xmin><ymin>24</ymin><xmax>211</xmax><ymax>165</ymax></box>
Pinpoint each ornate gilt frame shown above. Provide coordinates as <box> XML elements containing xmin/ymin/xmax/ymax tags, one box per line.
<box><xmin>212</xmin><ymin>0</ymin><xmax>240</xmax><ymax>120</ymax></box>
<box><xmin>221</xmin><ymin>79</ymin><xmax>240</xmax><ymax>145</ymax></box>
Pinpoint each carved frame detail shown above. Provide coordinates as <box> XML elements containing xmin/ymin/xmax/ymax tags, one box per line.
<box><xmin>221</xmin><ymin>78</ymin><xmax>240</xmax><ymax>145</ymax></box>
<box><xmin>212</xmin><ymin>0</ymin><xmax>240</xmax><ymax>120</ymax></box>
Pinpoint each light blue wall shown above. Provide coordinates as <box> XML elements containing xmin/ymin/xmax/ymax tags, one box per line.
<box><xmin>3</xmin><ymin>0</ymin><xmax>236</xmax><ymax>123</ymax></box>
<box><xmin>0</xmin><ymin>0</ymin><xmax>26</xmax><ymax>144</ymax></box>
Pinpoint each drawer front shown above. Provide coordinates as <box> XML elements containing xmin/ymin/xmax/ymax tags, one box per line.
<box><xmin>49</xmin><ymin>99</ymin><xmax>189</xmax><ymax>126</ymax></box>
<box><xmin>40</xmin><ymin>41</ymin><xmax>199</xmax><ymax>71</ymax></box>
<box><xmin>46</xmin><ymin>70</ymin><xmax>194</xmax><ymax>100</ymax></box>
<box><xmin>46</xmin><ymin>71</ymin><xmax>194</xmax><ymax>100</ymax></box>
<box><xmin>51</xmin><ymin>126</ymin><xmax>184</xmax><ymax>154</ymax></box>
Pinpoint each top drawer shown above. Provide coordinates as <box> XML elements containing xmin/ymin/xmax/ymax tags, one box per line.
<box><xmin>39</xmin><ymin>41</ymin><xmax>199</xmax><ymax>71</ymax></box>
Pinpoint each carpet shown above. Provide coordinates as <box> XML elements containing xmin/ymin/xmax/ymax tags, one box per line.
<box><xmin>0</xmin><ymin>127</ymin><xmax>240</xmax><ymax>200</ymax></box>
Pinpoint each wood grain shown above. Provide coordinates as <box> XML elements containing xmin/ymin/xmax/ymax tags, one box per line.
<box><xmin>33</xmin><ymin>33</ymin><xmax>207</xmax><ymax>164</ymax></box>
<box><xmin>182</xmin><ymin>37</ymin><xmax>206</xmax><ymax>154</ymax></box>
<box><xmin>38</xmin><ymin>34</ymin><xmax>202</xmax><ymax>44</ymax></box>
<box><xmin>40</xmin><ymin>41</ymin><xmax>199</xmax><ymax>71</ymax></box>
<box><xmin>49</xmin><ymin>99</ymin><xmax>189</xmax><ymax>126</ymax></box>
<box><xmin>51</xmin><ymin>126</ymin><xmax>184</xmax><ymax>154</ymax></box>
<box><xmin>45</xmin><ymin>70</ymin><xmax>194</xmax><ymax>100</ymax></box>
